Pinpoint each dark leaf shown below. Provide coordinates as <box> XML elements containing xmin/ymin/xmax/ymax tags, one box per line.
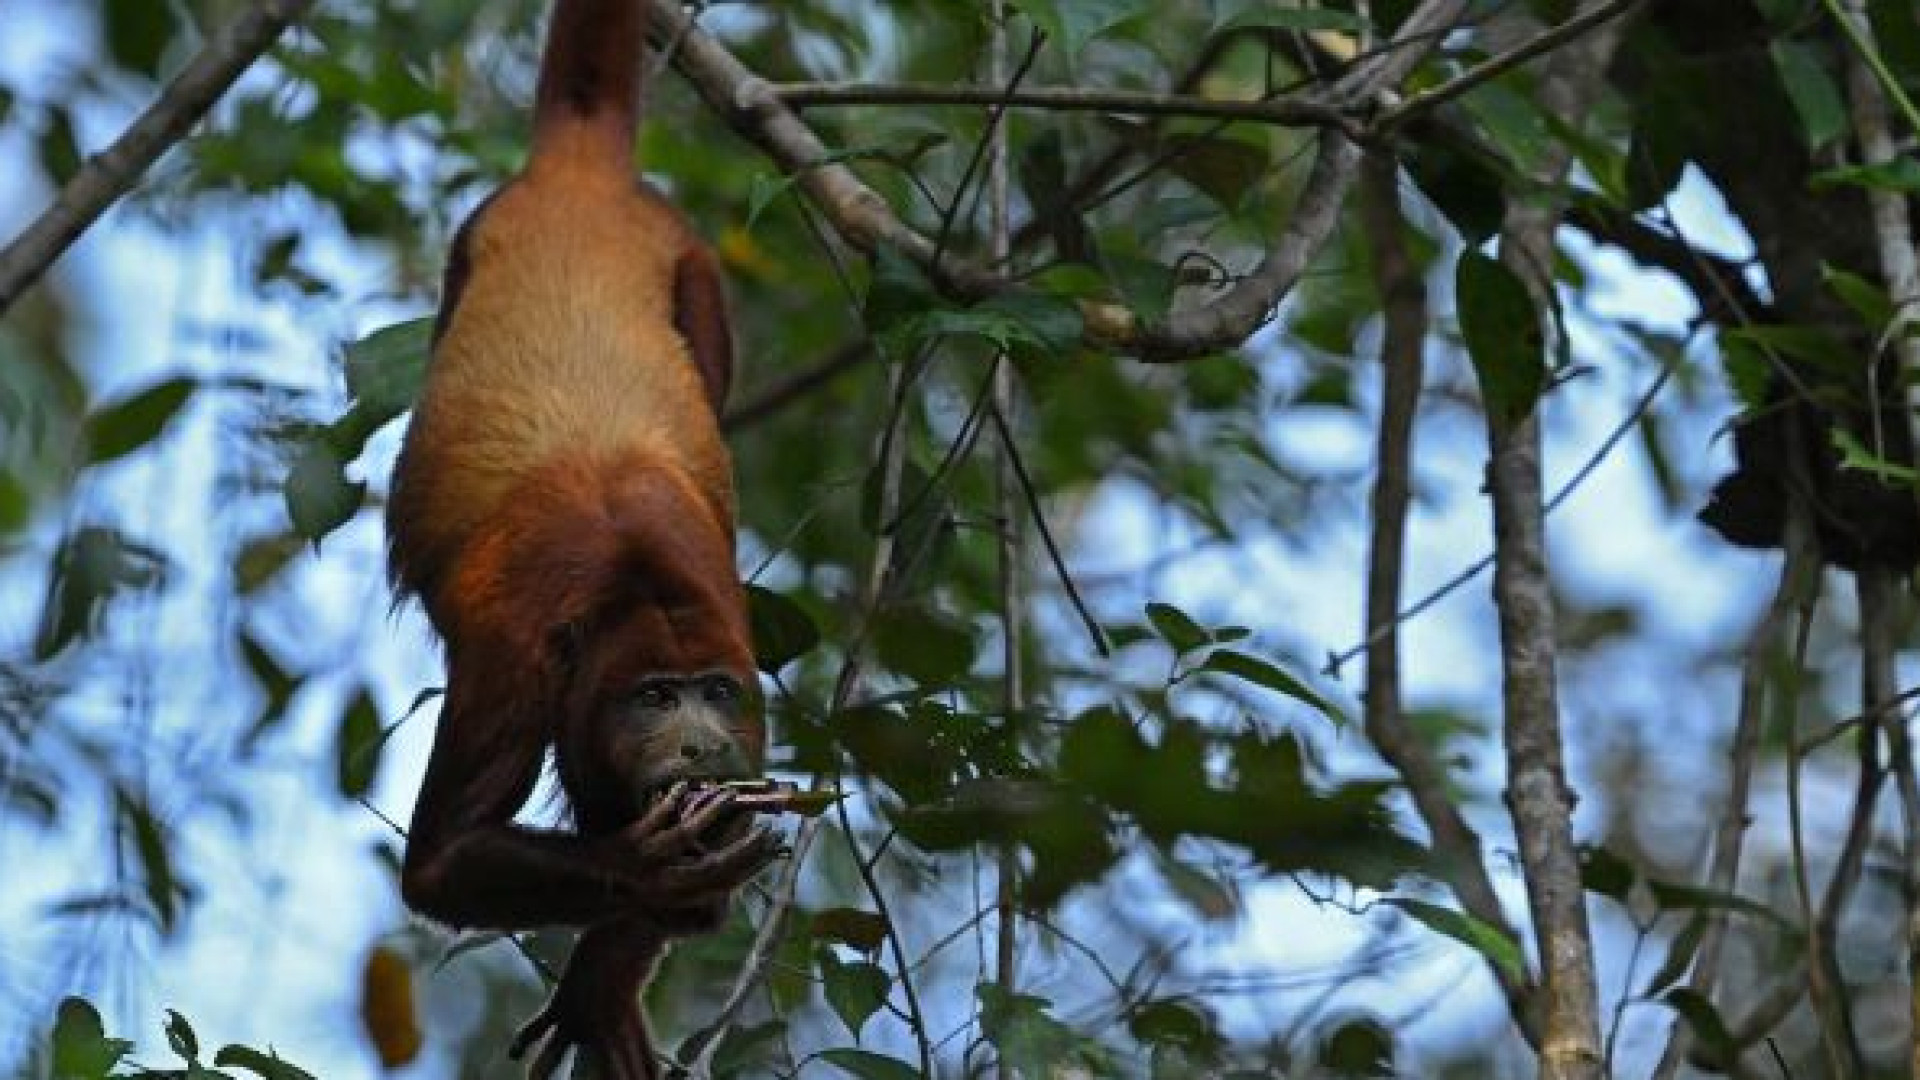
<box><xmin>40</xmin><ymin>108</ymin><xmax>82</xmax><ymax>183</ymax></box>
<box><xmin>1456</xmin><ymin>249</ymin><xmax>1544</xmax><ymax>429</ymax></box>
<box><xmin>103</xmin><ymin>0</ymin><xmax>179</xmax><ymax>77</ymax></box>
<box><xmin>51</xmin><ymin>997</ymin><xmax>133</xmax><ymax>1080</ymax></box>
<box><xmin>809</xmin><ymin>907</ymin><xmax>890</xmax><ymax>955</ymax></box>
<box><xmin>1644</xmin><ymin>913</ymin><xmax>1707</xmax><ymax>997</ymax></box>
<box><xmin>1317</xmin><ymin>1017</ymin><xmax>1394</xmax><ymax>1077</ymax></box>
<box><xmin>1578</xmin><ymin>844</ymin><xmax>1635</xmax><ymax>902</ymax></box>
<box><xmin>284</xmin><ymin>441</ymin><xmax>365</xmax><ymax>544</ymax></box>
<box><xmin>341</xmin><ymin>318</ymin><xmax>431</xmax><ymax>420</ymax></box>
<box><xmin>1015</xmin><ymin>0</ymin><xmax>1145</xmax><ymax>58</ymax></box>
<box><xmin>336</xmin><ymin>688</ymin><xmax>385</xmax><ymax>799</ymax></box>
<box><xmin>119</xmin><ymin>790</ymin><xmax>184</xmax><ymax>933</ymax></box>
<box><xmin>164</xmin><ymin>1009</ymin><xmax>201</xmax><ymax>1061</ymax></box>
<box><xmin>821</xmin><ymin>952</ymin><xmax>892</xmax><ymax>1040</ymax></box>
<box><xmin>1200</xmin><ymin>649</ymin><xmax>1341</xmax><ymax>723</ymax></box>
<box><xmin>1662</xmin><ymin>988</ymin><xmax>1734</xmax><ymax>1060</ymax></box>
<box><xmin>1770</xmin><ymin>39</ymin><xmax>1846</xmax><ymax>149</ymax></box>
<box><xmin>212</xmin><ymin>1045</ymin><xmax>317</xmax><ymax>1080</ymax></box>
<box><xmin>1145</xmin><ymin>602</ymin><xmax>1210</xmax><ymax>655</ymax></box>
<box><xmin>84</xmin><ymin>376</ymin><xmax>195</xmax><ymax>466</ymax></box>
<box><xmin>871</xmin><ymin>606</ymin><xmax>975</xmax><ymax>687</ymax></box>
<box><xmin>1384</xmin><ymin>898</ymin><xmax>1525</xmax><ymax>981</ymax></box>
<box><xmin>747</xmin><ymin>585</ymin><xmax>821</xmax><ymax>673</ymax></box>
<box><xmin>818</xmin><ymin>1048</ymin><xmax>920</xmax><ymax>1080</ymax></box>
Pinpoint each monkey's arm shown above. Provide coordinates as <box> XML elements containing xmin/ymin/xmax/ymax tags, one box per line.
<box><xmin>399</xmin><ymin>689</ymin><xmax>774</xmax><ymax>930</ymax></box>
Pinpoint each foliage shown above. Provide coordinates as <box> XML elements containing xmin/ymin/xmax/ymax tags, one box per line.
<box><xmin>3</xmin><ymin>0</ymin><xmax>1920</xmax><ymax>1077</ymax></box>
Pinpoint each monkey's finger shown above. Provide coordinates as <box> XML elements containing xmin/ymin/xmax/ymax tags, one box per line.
<box><xmin>508</xmin><ymin>1004</ymin><xmax>559</xmax><ymax>1061</ymax></box>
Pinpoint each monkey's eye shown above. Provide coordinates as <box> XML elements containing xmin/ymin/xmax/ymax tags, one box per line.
<box><xmin>703</xmin><ymin>676</ymin><xmax>738</xmax><ymax>704</ymax></box>
<box><xmin>634</xmin><ymin>684</ymin><xmax>678</xmax><ymax>711</ymax></box>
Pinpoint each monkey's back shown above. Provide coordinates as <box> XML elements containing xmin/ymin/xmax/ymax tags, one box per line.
<box><xmin>388</xmin><ymin>160</ymin><xmax>734</xmax><ymax>613</ymax></box>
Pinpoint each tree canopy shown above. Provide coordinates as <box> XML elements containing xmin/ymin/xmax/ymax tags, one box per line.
<box><xmin>5</xmin><ymin>1</ymin><xmax>1920</xmax><ymax>1077</ymax></box>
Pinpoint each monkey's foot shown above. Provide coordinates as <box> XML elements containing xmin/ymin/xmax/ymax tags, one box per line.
<box><xmin>510</xmin><ymin>991</ymin><xmax>658</xmax><ymax>1080</ymax></box>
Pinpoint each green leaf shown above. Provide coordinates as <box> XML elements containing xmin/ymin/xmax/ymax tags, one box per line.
<box><xmin>284</xmin><ymin>441</ymin><xmax>365</xmax><ymax>544</ymax></box>
<box><xmin>747</xmin><ymin>585</ymin><xmax>821</xmax><ymax>673</ymax></box>
<box><xmin>1643</xmin><ymin>913</ymin><xmax>1707</xmax><ymax>997</ymax></box>
<box><xmin>164</xmin><ymin>1009</ymin><xmax>201</xmax><ymax>1061</ymax></box>
<box><xmin>1455</xmin><ymin>249</ymin><xmax>1544</xmax><ymax>429</ymax></box>
<box><xmin>1809</xmin><ymin>155</ymin><xmax>1920</xmax><ymax>193</ymax></box>
<box><xmin>809</xmin><ymin>908</ymin><xmax>890</xmax><ymax>954</ymax></box>
<box><xmin>1200</xmin><ymin>649</ymin><xmax>1341</xmax><ymax>724</ymax></box>
<box><xmin>212</xmin><ymin>1045</ymin><xmax>316</xmax><ymax>1080</ymax></box>
<box><xmin>1717</xmin><ymin>335</ymin><xmax>1770</xmax><ymax>412</ymax></box>
<box><xmin>1662</xmin><ymin>988</ymin><xmax>1734</xmax><ymax>1060</ymax></box>
<box><xmin>977</xmin><ymin>983</ymin><xmax>1083</xmax><ymax>1072</ymax></box>
<box><xmin>1644</xmin><ymin>879</ymin><xmax>1794</xmax><ymax>930</ymax></box>
<box><xmin>40</xmin><ymin>108</ymin><xmax>82</xmax><ymax>183</ymax></box>
<box><xmin>1822</xmin><ymin>263</ymin><xmax>1896</xmax><ymax>329</ymax></box>
<box><xmin>1770</xmin><ymin>39</ymin><xmax>1847</xmax><ymax>149</ymax></box>
<box><xmin>83</xmin><ymin>377</ymin><xmax>195</xmax><ymax>466</ymax></box>
<box><xmin>1832</xmin><ymin>427</ymin><xmax>1919</xmax><ymax>485</ymax></box>
<box><xmin>1145</xmin><ymin>602</ymin><xmax>1210</xmax><ymax>655</ymax></box>
<box><xmin>336</xmin><ymin>687</ymin><xmax>385</xmax><ymax>800</ymax></box>
<box><xmin>342</xmin><ymin>318</ymin><xmax>431</xmax><ymax>419</ymax></box>
<box><xmin>1016</xmin><ymin>0</ymin><xmax>1145</xmax><ymax>58</ymax></box>
<box><xmin>103</xmin><ymin>0</ymin><xmax>179</xmax><ymax>77</ymax></box>
<box><xmin>871</xmin><ymin>606</ymin><xmax>975</xmax><ymax>687</ymax></box>
<box><xmin>119</xmin><ymin>791</ymin><xmax>183</xmax><ymax>932</ymax></box>
<box><xmin>1317</xmin><ymin>1017</ymin><xmax>1394</xmax><ymax>1077</ymax></box>
<box><xmin>51</xmin><ymin>997</ymin><xmax>133</xmax><ymax>1080</ymax></box>
<box><xmin>1385</xmin><ymin>898</ymin><xmax>1525</xmax><ymax>981</ymax></box>
<box><xmin>1161</xmin><ymin>132</ymin><xmax>1270</xmax><ymax>210</ymax></box>
<box><xmin>1578</xmin><ymin>844</ymin><xmax>1635</xmax><ymax>902</ymax></box>
<box><xmin>821</xmin><ymin>952</ymin><xmax>893</xmax><ymax>1040</ymax></box>
<box><xmin>818</xmin><ymin>1048</ymin><xmax>921</xmax><ymax>1080</ymax></box>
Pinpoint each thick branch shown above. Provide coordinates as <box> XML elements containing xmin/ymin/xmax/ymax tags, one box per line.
<box><xmin>0</xmin><ymin>0</ymin><xmax>317</xmax><ymax>318</ymax></box>
<box><xmin>643</xmin><ymin>0</ymin><xmax>1473</xmax><ymax>359</ymax></box>
<box><xmin>1484</xmin><ymin>3</ymin><xmax>1637</xmax><ymax>1077</ymax></box>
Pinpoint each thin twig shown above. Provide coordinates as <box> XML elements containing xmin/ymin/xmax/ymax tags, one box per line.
<box><xmin>1375</xmin><ymin>0</ymin><xmax>1646</xmax><ymax>131</ymax></box>
<box><xmin>1324</xmin><ymin>354</ymin><xmax>1678</xmax><ymax>679</ymax></box>
<box><xmin>779</xmin><ymin>81</ymin><xmax>1363</xmax><ymax>137</ymax></box>
<box><xmin>1651</xmin><ymin>490</ymin><xmax>1821</xmax><ymax>1078</ymax></box>
<box><xmin>722</xmin><ymin>340</ymin><xmax>873</xmax><ymax>433</ymax></box>
<box><xmin>987</xmin><ymin>14</ymin><xmax>1022</xmax><ymax>1076</ymax></box>
<box><xmin>0</xmin><ymin>0</ymin><xmax>319</xmax><ymax>317</ymax></box>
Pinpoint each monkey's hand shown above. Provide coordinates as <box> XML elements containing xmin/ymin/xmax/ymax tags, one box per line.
<box><xmin>609</xmin><ymin>782</ymin><xmax>780</xmax><ymax>913</ymax></box>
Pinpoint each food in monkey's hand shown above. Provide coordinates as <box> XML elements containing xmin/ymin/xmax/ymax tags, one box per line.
<box><xmin>704</xmin><ymin>779</ymin><xmax>844</xmax><ymax>817</ymax></box>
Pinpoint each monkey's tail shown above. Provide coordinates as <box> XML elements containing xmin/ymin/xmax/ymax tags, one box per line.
<box><xmin>530</xmin><ymin>0</ymin><xmax>644</xmax><ymax>170</ymax></box>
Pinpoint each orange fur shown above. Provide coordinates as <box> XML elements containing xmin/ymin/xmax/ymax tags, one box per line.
<box><xmin>386</xmin><ymin>2</ymin><xmax>763</xmax><ymax>1077</ymax></box>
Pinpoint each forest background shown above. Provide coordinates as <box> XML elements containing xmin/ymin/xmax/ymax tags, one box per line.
<box><xmin>5</xmin><ymin>1</ymin><xmax>1920</xmax><ymax>1078</ymax></box>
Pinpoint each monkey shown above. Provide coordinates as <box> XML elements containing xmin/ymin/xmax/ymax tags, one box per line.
<box><xmin>383</xmin><ymin>1</ymin><xmax>778</xmax><ymax>1076</ymax></box>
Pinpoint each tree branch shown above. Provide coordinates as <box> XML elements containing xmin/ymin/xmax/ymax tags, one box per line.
<box><xmin>1375</xmin><ymin>0</ymin><xmax>1646</xmax><ymax>130</ymax></box>
<box><xmin>642</xmin><ymin>0</ymin><xmax>1471</xmax><ymax>359</ymax></box>
<box><xmin>778</xmin><ymin>81</ymin><xmax>1363</xmax><ymax>137</ymax></box>
<box><xmin>1356</xmin><ymin>150</ymin><xmax>1542</xmax><ymax>1044</ymax></box>
<box><xmin>0</xmin><ymin>0</ymin><xmax>318</xmax><ymax>318</ymax></box>
<box><xmin>1482</xmin><ymin>2</ymin><xmax>1639</xmax><ymax>1076</ymax></box>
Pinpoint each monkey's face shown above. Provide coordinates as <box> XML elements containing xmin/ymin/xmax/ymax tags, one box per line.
<box><xmin>606</xmin><ymin>670</ymin><xmax>761</xmax><ymax>805</ymax></box>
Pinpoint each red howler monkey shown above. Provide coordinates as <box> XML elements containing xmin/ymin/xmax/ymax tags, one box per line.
<box><xmin>385</xmin><ymin>0</ymin><xmax>772</xmax><ymax>1076</ymax></box>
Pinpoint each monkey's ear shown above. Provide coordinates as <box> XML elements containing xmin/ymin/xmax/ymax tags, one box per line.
<box><xmin>673</xmin><ymin>247</ymin><xmax>733</xmax><ymax>415</ymax></box>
